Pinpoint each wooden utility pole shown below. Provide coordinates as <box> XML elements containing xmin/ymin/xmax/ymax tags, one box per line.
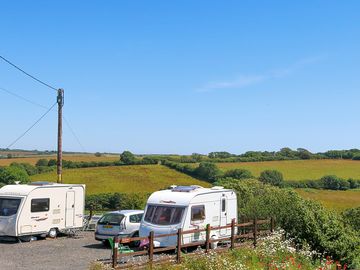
<box><xmin>57</xmin><ymin>89</ymin><xmax>64</xmax><ymax>183</ymax></box>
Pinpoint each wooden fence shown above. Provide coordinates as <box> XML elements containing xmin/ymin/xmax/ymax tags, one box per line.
<box><xmin>111</xmin><ymin>217</ymin><xmax>274</xmax><ymax>269</ymax></box>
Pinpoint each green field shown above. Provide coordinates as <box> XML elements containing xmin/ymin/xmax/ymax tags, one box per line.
<box><xmin>30</xmin><ymin>165</ymin><xmax>210</xmax><ymax>195</ymax></box>
<box><xmin>216</xmin><ymin>159</ymin><xmax>360</xmax><ymax>180</ymax></box>
<box><xmin>296</xmin><ymin>189</ymin><xmax>360</xmax><ymax>211</ymax></box>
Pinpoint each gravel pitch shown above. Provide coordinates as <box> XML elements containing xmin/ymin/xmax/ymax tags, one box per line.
<box><xmin>0</xmin><ymin>232</ymin><xmax>111</xmax><ymax>270</ymax></box>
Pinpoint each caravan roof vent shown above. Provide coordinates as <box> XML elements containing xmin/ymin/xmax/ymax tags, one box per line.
<box><xmin>171</xmin><ymin>185</ymin><xmax>203</xmax><ymax>192</ymax></box>
<box><xmin>29</xmin><ymin>181</ymin><xmax>54</xmax><ymax>186</ymax></box>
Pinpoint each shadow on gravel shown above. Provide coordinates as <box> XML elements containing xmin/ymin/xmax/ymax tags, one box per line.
<box><xmin>83</xmin><ymin>243</ymin><xmax>108</xmax><ymax>249</ymax></box>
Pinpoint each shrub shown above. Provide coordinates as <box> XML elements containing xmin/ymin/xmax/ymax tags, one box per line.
<box><xmin>195</xmin><ymin>162</ymin><xmax>221</xmax><ymax>182</ymax></box>
<box><xmin>35</xmin><ymin>159</ymin><xmax>49</xmax><ymax>167</ymax></box>
<box><xmin>10</xmin><ymin>162</ymin><xmax>38</xmax><ymax>176</ymax></box>
<box><xmin>259</xmin><ymin>170</ymin><xmax>284</xmax><ymax>187</ymax></box>
<box><xmin>342</xmin><ymin>207</ymin><xmax>360</xmax><ymax>232</ymax></box>
<box><xmin>320</xmin><ymin>175</ymin><xmax>350</xmax><ymax>190</ymax></box>
<box><xmin>224</xmin><ymin>169</ymin><xmax>253</xmax><ymax>180</ymax></box>
<box><xmin>216</xmin><ymin>179</ymin><xmax>360</xmax><ymax>268</ymax></box>
<box><xmin>0</xmin><ymin>166</ymin><xmax>30</xmax><ymax>184</ymax></box>
<box><xmin>120</xmin><ymin>151</ymin><xmax>136</xmax><ymax>165</ymax></box>
<box><xmin>48</xmin><ymin>159</ymin><xmax>57</xmax><ymax>166</ymax></box>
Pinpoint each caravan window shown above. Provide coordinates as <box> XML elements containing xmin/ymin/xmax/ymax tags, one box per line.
<box><xmin>144</xmin><ymin>205</ymin><xmax>184</xmax><ymax>225</ymax></box>
<box><xmin>0</xmin><ymin>198</ymin><xmax>21</xmax><ymax>216</ymax></box>
<box><xmin>31</xmin><ymin>198</ymin><xmax>50</xmax><ymax>212</ymax></box>
<box><xmin>221</xmin><ymin>198</ymin><xmax>226</xmax><ymax>212</ymax></box>
<box><xmin>191</xmin><ymin>205</ymin><xmax>205</xmax><ymax>221</ymax></box>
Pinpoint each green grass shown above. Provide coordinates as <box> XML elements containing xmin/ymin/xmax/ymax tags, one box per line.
<box><xmin>216</xmin><ymin>159</ymin><xmax>360</xmax><ymax>180</ymax></box>
<box><xmin>296</xmin><ymin>188</ymin><xmax>360</xmax><ymax>211</ymax></box>
<box><xmin>30</xmin><ymin>164</ymin><xmax>210</xmax><ymax>195</ymax></box>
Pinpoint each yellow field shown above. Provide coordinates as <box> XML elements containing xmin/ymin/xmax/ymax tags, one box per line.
<box><xmin>30</xmin><ymin>165</ymin><xmax>210</xmax><ymax>195</ymax></box>
<box><xmin>0</xmin><ymin>154</ymin><xmax>119</xmax><ymax>166</ymax></box>
<box><xmin>296</xmin><ymin>189</ymin><xmax>360</xmax><ymax>211</ymax></box>
<box><xmin>216</xmin><ymin>159</ymin><xmax>360</xmax><ymax>180</ymax></box>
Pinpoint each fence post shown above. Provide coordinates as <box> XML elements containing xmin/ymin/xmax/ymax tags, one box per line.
<box><xmin>177</xmin><ymin>228</ymin><xmax>182</xmax><ymax>263</ymax></box>
<box><xmin>112</xmin><ymin>236</ymin><xmax>119</xmax><ymax>268</ymax></box>
<box><xmin>270</xmin><ymin>217</ymin><xmax>275</xmax><ymax>233</ymax></box>
<box><xmin>253</xmin><ymin>218</ymin><xmax>257</xmax><ymax>248</ymax></box>
<box><xmin>149</xmin><ymin>231</ymin><xmax>154</xmax><ymax>266</ymax></box>
<box><xmin>230</xmin><ymin>218</ymin><xmax>235</xmax><ymax>249</ymax></box>
<box><xmin>205</xmin><ymin>224</ymin><xmax>210</xmax><ymax>253</ymax></box>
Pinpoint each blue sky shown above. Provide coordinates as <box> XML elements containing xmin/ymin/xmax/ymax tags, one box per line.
<box><xmin>0</xmin><ymin>1</ymin><xmax>359</xmax><ymax>154</ymax></box>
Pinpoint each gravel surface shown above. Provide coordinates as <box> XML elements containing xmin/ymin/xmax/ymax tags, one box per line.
<box><xmin>0</xmin><ymin>232</ymin><xmax>111</xmax><ymax>270</ymax></box>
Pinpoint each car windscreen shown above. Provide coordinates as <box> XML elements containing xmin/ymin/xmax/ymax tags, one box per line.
<box><xmin>0</xmin><ymin>198</ymin><xmax>21</xmax><ymax>217</ymax></box>
<box><xmin>144</xmin><ymin>205</ymin><xmax>185</xmax><ymax>225</ymax></box>
<box><xmin>98</xmin><ymin>213</ymin><xmax>124</xmax><ymax>225</ymax></box>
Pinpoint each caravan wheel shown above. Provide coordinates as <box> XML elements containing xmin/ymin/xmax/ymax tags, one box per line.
<box><xmin>210</xmin><ymin>235</ymin><xmax>218</xmax><ymax>249</ymax></box>
<box><xmin>48</xmin><ymin>228</ymin><xmax>57</xmax><ymax>238</ymax></box>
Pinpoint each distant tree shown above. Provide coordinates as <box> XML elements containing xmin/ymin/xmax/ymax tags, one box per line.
<box><xmin>278</xmin><ymin>147</ymin><xmax>296</xmax><ymax>158</ymax></box>
<box><xmin>320</xmin><ymin>175</ymin><xmax>350</xmax><ymax>190</ymax></box>
<box><xmin>208</xmin><ymin>152</ymin><xmax>233</xmax><ymax>159</ymax></box>
<box><xmin>48</xmin><ymin>159</ymin><xmax>57</xmax><ymax>166</ymax></box>
<box><xmin>0</xmin><ymin>166</ymin><xmax>30</xmax><ymax>184</ymax></box>
<box><xmin>120</xmin><ymin>151</ymin><xmax>136</xmax><ymax>165</ymax></box>
<box><xmin>7</xmin><ymin>154</ymin><xmax>12</xmax><ymax>159</ymax></box>
<box><xmin>191</xmin><ymin>153</ymin><xmax>203</xmax><ymax>162</ymax></box>
<box><xmin>195</xmin><ymin>162</ymin><xmax>221</xmax><ymax>182</ymax></box>
<box><xmin>259</xmin><ymin>170</ymin><xmax>284</xmax><ymax>187</ymax></box>
<box><xmin>35</xmin><ymin>159</ymin><xmax>49</xmax><ymax>167</ymax></box>
<box><xmin>224</xmin><ymin>169</ymin><xmax>253</xmax><ymax>180</ymax></box>
<box><xmin>95</xmin><ymin>152</ymin><xmax>102</xmax><ymax>157</ymax></box>
<box><xmin>296</xmin><ymin>148</ymin><xmax>312</xmax><ymax>159</ymax></box>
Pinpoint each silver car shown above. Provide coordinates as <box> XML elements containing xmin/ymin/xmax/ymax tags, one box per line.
<box><xmin>95</xmin><ymin>210</ymin><xmax>144</xmax><ymax>243</ymax></box>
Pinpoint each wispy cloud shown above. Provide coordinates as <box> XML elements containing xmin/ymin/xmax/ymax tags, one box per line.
<box><xmin>198</xmin><ymin>56</ymin><xmax>324</xmax><ymax>92</ymax></box>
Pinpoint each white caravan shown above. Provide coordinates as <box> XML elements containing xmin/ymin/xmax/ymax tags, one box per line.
<box><xmin>139</xmin><ymin>185</ymin><xmax>237</xmax><ymax>248</ymax></box>
<box><xmin>0</xmin><ymin>182</ymin><xmax>85</xmax><ymax>240</ymax></box>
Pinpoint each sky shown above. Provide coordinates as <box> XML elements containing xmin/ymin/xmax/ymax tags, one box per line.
<box><xmin>0</xmin><ymin>1</ymin><xmax>360</xmax><ymax>154</ymax></box>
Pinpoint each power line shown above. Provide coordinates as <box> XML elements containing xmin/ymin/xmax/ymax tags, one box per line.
<box><xmin>7</xmin><ymin>102</ymin><xmax>57</xmax><ymax>149</ymax></box>
<box><xmin>0</xmin><ymin>86</ymin><xmax>48</xmax><ymax>109</ymax></box>
<box><xmin>64</xmin><ymin>117</ymin><xmax>86</xmax><ymax>152</ymax></box>
<box><xmin>0</xmin><ymin>86</ymin><xmax>86</xmax><ymax>152</ymax></box>
<box><xmin>0</xmin><ymin>55</ymin><xmax>57</xmax><ymax>92</ymax></box>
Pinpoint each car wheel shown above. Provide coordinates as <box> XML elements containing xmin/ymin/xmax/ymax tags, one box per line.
<box><xmin>130</xmin><ymin>231</ymin><xmax>140</xmax><ymax>247</ymax></box>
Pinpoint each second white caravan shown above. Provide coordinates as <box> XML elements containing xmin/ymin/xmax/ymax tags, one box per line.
<box><xmin>0</xmin><ymin>182</ymin><xmax>85</xmax><ymax>240</ymax></box>
<box><xmin>139</xmin><ymin>185</ymin><xmax>237</xmax><ymax>248</ymax></box>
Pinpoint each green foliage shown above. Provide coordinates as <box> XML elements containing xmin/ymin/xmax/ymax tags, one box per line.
<box><xmin>85</xmin><ymin>192</ymin><xmax>149</xmax><ymax>210</ymax></box>
<box><xmin>195</xmin><ymin>162</ymin><xmax>221</xmax><ymax>182</ymax></box>
<box><xmin>320</xmin><ymin>175</ymin><xmax>350</xmax><ymax>190</ymax></box>
<box><xmin>208</xmin><ymin>151</ymin><xmax>234</xmax><ymax>159</ymax></box>
<box><xmin>35</xmin><ymin>158</ymin><xmax>49</xmax><ymax>167</ymax></box>
<box><xmin>259</xmin><ymin>170</ymin><xmax>284</xmax><ymax>187</ymax></box>
<box><xmin>95</xmin><ymin>152</ymin><xmax>102</xmax><ymax>157</ymax></box>
<box><xmin>10</xmin><ymin>162</ymin><xmax>38</xmax><ymax>176</ymax></box>
<box><xmin>0</xmin><ymin>166</ymin><xmax>30</xmax><ymax>184</ymax></box>
<box><xmin>216</xmin><ymin>179</ymin><xmax>360</xmax><ymax>268</ymax></box>
<box><xmin>342</xmin><ymin>207</ymin><xmax>360</xmax><ymax>232</ymax></box>
<box><xmin>48</xmin><ymin>159</ymin><xmax>57</xmax><ymax>166</ymax></box>
<box><xmin>120</xmin><ymin>151</ymin><xmax>136</xmax><ymax>165</ymax></box>
<box><xmin>224</xmin><ymin>169</ymin><xmax>253</xmax><ymax>180</ymax></box>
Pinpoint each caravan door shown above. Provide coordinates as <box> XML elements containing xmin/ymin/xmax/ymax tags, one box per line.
<box><xmin>220</xmin><ymin>195</ymin><xmax>227</xmax><ymax>236</ymax></box>
<box><xmin>65</xmin><ymin>191</ymin><xmax>75</xmax><ymax>227</ymax></box>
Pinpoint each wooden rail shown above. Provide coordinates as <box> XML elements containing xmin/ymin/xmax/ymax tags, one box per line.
<box><xmin>112</xmin><ymin>217</ymin><xmax>274</xmax><ymax>269</ymax></box>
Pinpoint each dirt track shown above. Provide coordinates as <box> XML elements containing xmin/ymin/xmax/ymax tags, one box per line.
<box><xmin>0</xmin><ymin>232</ymin><xmax>110</xmax><ymax>270</ymax></box>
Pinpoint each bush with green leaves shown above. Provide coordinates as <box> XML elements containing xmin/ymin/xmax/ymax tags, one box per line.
<box><xmin>85</xmin><ymin>192</ymin><xmax>149</xmax><ymax>211</ymax></box>
<box><xmin>195</xmin><ymin>162</ymin><xmax>222</xmax><ymax>182</ymax></box>
<box><xmin>320</xmin><ymin>175</ymin><xmax>350</xmax><ymax>190</ymax></box>
<box><xmin>0</xmin><ymin>166</ymin><xmax>30</xmax><ymax>184</ymax></box>
<box><xmin>35</xmin><ymin>158</ymin><xmax>49</xmax><ymax>167</ymax></box>
<box><xmin>216</xmin><ymin>178</ymin><xmax>360</xmax><ymax>268</ymax></box>
<box><xmin>120</xmin><ymin>151</ymin><xmax>137</xmax><ymax>165</ymax></box>
<box><xmin>259</xmin><ymin>170</ymin><xmax>284</xmax><ymax>187</ymax></box>
<box><xmin>342</xmin><ymin>207</ymin><xmax>360</xmax><ymax>232</ymax></box>
<box><xmin>224</xmin><ymin>169</ymin><xmax>253</xmax><ymax>180</ymax></box>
